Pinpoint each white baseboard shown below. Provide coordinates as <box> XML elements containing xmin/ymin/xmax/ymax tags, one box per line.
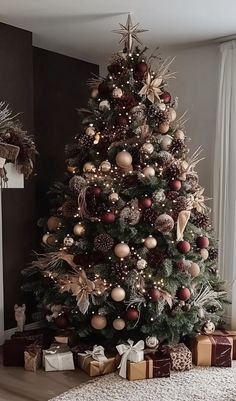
<box><xmin>3</xmin><ymin>321</ymin><xmax>44</xmax><ymax>342</ymax></box>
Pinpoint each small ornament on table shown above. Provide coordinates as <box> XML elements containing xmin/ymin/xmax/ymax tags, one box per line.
<box><xmin>91</xmin><ymin>314</ymin><xmax>107</xmax><ymax>330</ymax></box>
<box><xmin>203</xmin><ymin>320</ymin><xmax>215</xmax><ymax>334</ymax></box>
<box><xmin>14</xmin><ymin>304</ymin><xmax>26</xmax><ymax>332</ymax></box>
<box><xmin>155</xmin><ymin>213</ymin><xmax>174</xmax><ymax>234</ymax></box>
<box><xmin>116</xmin><ymin>339</ymin><xmax>144</xmax><ymax>378</ymax></box>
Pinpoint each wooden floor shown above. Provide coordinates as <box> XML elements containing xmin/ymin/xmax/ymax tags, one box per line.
<box><xmin>0</xmin><ymin>350</ymin><xmax>90</xmax><ymax>401</ymax></box>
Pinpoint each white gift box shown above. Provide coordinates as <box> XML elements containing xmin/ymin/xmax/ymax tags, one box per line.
<box><xmin>116</xmin><ymin>339</ymin><xmax>145</xmax><ymax>378</ymax></box>
<box><xmin>43</xmin><ymin>345</ymin><xmax>75</xmax><ymax>371</ymax></box>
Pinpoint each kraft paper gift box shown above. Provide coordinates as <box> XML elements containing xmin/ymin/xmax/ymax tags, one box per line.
<box><xmin>116</xmin><ymin>339</ymin><xmax>145</xmax><ymax>379</ymax></box>
<box><xmin>127</xmin><ymin>360</ymin><xmax>147</xmax><ymax>381</ymax></box>
<box><xmin>43</xmin><ymin>344</ymin><xmax>75</xmax><ymax>371</ymax></box>
<box><xmin>211</xmin><ymin>330</ymin><xmax>236</xmax><ymax>360</ymax></box>
<box><xmin>164</xmin><ymin>343</ymin><xmax>192</xmax><ymax>371</ymax></box>
<box><xmin>144</xmin><ymin>352</ymin><xmax>171</xmax><ymax>378</ymax></box>
<box><xmin>24</xmin><ymin>343</ymin><xmax>42</xmax><ymax>372</ymax></box>
<box><xmin>193</xmin><ymin>335</ymin><xmax>233</xmax><ymax>367</ymax></box>
<box><xmin>77</xmin><ymin>345</ymin><xmax>119</xmax><ymax>377</ymax></box>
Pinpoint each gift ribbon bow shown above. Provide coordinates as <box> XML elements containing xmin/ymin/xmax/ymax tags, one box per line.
<box><xmin>116</xmin><ymin>339</ymin><xmax>144</xmax><ymax>378</ymax></box>
<box><xmin>26</xmin><ymin>342</ymin><xmax>41</xmax><ymax>357</ymax></box>
<box><xmin>45</xmin><ymin>344</ymin><xmax>69</xmax><ymax>355</ymax></box>
<box><xmin>176</xmin><ymin>210</ymin><xmax>191</xmax><ymax>241</ymax></box>
<box><xmin>78</xmin><ymin>345</ymin><xmax>108</xmax><ymax>368</ymax></box>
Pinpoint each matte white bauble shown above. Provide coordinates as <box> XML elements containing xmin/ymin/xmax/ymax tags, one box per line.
<box><xmin>114</xmin><ymin>242</ymin><xmax>130</xmax><ymax>258</ymax></box>
<box><xmin>137</xmin><ymin>259</ymin><xmax>147</xmax><ymax>270</ymax></box>
<box><xmin>145</xmin><ymin>336</ymin><xmax>159</xmax><ymax>349</ymax></box>
<box><xmin>143</xmin><ymin>166</ymin><xmax>155</xmax><ymax>177</ymax></box>
<box><xmin>111</xmin><ymin>286</ymin><xmax>126</xmax><ymax>302</ymax></box>
<box><xmin>144</xmin><ymin>236</ymin><xmax>157</xmax><ymax>249</ymax></box>
<box><xmin>168</xmin><ymin>107</ymin><xmax>177</xmax><ymax>122</ymax></box>
<box><xmin>116</xmin><ymin>151</ymin><xmax>133</xmax><ymax>169</ymax></box>
<box><xmin>83</xmin><ymin>162</ymin><xmax>96</xmax><ymax>173</ymax></box>
<box><xmin>91</xmin><ymin>314</ymin><xmax>107</xmax><ymax>330</ymax></box>
<box><xmin>109</xmin><ymin>192</ymin><xmax>119</xmax><ymax>203</ymax></box>
<box><xmin>63</xmin><ymin>236</ymin><xmax>74</xmax><ymax>247</ymax></box>
<box><xmin>141</xmin><ymin>143</ymin><xmax>154</xmax><ymax>155</ymax></box>
<box><xmin>112</xmin><ymin>88</ymin><xmax>123</xmax><ymax>98</ymax></box>
<box><xmin>113</xmin><ymin>317</ymin><xmax>126</xmax><ymax>330</ymax></box>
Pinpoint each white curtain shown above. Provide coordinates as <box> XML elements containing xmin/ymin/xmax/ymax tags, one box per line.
<box><xmin>213</xmin><ymin>40</ymin><xmax>236</xmax><ymax>329</ymax></box>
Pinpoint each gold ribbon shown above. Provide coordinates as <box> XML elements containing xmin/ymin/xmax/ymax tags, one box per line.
<box><xmin>176</xmin><ymin>210</ymin><xmax>191</xmax><ymax>241</ymax></box>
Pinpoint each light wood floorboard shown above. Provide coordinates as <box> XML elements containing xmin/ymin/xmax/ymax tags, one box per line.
<box><xmin>0</xmin><ymin>350</ymin><xmax>90</xmax><ymax>401</ymax></box>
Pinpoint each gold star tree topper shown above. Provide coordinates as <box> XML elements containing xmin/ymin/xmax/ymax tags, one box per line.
<box><xmin>113</xmin><ymin>13</ymin><xmax>148</xmax><ymax>53</ymax></box>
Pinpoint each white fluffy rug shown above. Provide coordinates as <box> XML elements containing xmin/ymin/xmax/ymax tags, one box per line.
<box><xmin>49</xmin><ymin>365</ymin><xmax>236</xmax><ymax>401</ymax></box>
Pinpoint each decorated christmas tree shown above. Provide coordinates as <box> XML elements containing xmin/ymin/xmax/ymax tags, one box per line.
<box><xmin>23</xmin><ymin>15</ymin><xmax>227</xmax><ymax>345</ymax></box>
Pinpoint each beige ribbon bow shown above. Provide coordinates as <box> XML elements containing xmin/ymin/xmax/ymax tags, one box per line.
<box><xmin>116</xmin><ymin>339</ymin><xmax>144</xmax><ymax>378</ymax></box>
<box><xmin>78</xmin><ymin>345</ymin><xmax>107</xmax><ymax>369</ymax></box>
<box><xmin>176</xmin><ymin>210</ymin><xmax>191</xmax><ymax>241</ymax></box>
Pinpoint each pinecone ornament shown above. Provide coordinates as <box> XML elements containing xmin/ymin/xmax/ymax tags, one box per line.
<box><xmin>194</xmin><ymin>211</ymin><xmax>210</xmax><ymax>229</ymax></box>
<box><xmin>170</xmin><ymin>139</ymin><xmax>187</xmax><ymax>156</ymax></box>
<box><xmin>173</xmin><ymin>196</ymin><xmax>189</xmax><ymax>214</ymax></box>
<box><xmin>166</xmin><ymin>191</ymin><xmax>179</xmax><ymax>201</ymax></box>
<box><xmin>143</xmin><ymin>208</ymin><xmax>157</xmax><ymax>225</ymax></box>
<box><xmin>94</xmin><ymin>233</ymin><xmax>114</xmax><ymax>252</ymax></box>
<box><xmin>156</xmin><ymin>109</ymin><xmax>169</xmax><ymax>124</ymax></box>
<box><xmin>78</xmin><ymin>134</ymin><xmax>94</xmax><ymax>149</ymax></box>
<box><xmin>208</xmin><ymin>247</ymin><xmax>218</xmax><ymax>261</ymax></box>
<box><xmin>165</xmin><ymin>163</ymin><xmax>180</xmax><ymax>179</ymax></box>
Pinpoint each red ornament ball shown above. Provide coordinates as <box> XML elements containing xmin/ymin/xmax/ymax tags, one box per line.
<box><xmin>136</xmin><ymin>61</ymin><xmax>148</xmax><ymax>74</ymax></box>
<box><xmin>149</xmin><ymin>288</ymin><xmax>161</xmax><ymax>301</ymax></box>
<box><xmin>175</xmin><ymin>259</ymin><xmax>191</xmax><ymax>271</ymax></box>
<box><xmin>42</xmin><ymin>276</ymin><xmax>55</xmax><ymax>288</ymax></box>
<box><xmin>196</xmin><ymin>236</ymin><xmax>209</xmax><ymax>249</ymax></box>
<box><xmin>126</xmin><ymin>308</ymin><xmax>139</xmax><ymax>321</ymax></box>
<box><xmin>160</xmin><ymin>92</ymin><xmax>171</xmax><ymax>104</ymax></box>
<box><xmin>54</xmin><ymin>315</ymin><xmax>69</xmax><ymax>329</ymax></box>
<box><xmin>177</xmin><ymin>287</ymin><xmax>191</xmax><ymax>301</ymax></box>
<box><xmin>169</xmin><ymin>179</ymin><xmax>182</xmax><ymax>191</ymax></box>
<box><xmin>90</xmin><ymin>186</ymin><xmax>102</xmax><ymax>198</ymax></box>
<box><xmin>101</xmin><ymin>211</ymin><xmax>116</xmax><ymax>224</ymax></box>
<box><xmin>117</xmin><ymin>115</ymin><xmax>129</xmax><ymax>126</ymax></box>
<box><xmin>138</xmin><ymin>197</ymin><xmax>152</xmax><ymax>209</ymax></box>
<box><xmin>177</xmin><ymin>240</ymin><xmax>191</xmax><ymax>254</ymax></box>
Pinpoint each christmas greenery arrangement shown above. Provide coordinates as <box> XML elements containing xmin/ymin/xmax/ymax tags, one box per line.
<box><xmin>22</xmin><ymin>15</ymin><xmax>227</xmax><ymax>344</ymax></box>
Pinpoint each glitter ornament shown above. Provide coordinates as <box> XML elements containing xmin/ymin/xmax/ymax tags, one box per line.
<box><xmin>144</xmin><ymin>236</ymin><xmax>157</xmax><ymax>249</ymax></box>
<box><xmin>196</xmin><ymin>236</ymin><xmax>209</xmax><ymax>249</ymax></box>
<box><xmin>91</xmin><ymin>314</ymin><xmax>107</xmax><ymax>330</ymax></box>
<box><xmin>99</xmin><ymin>100</ymin><xmax>110</xmax><ymax>111</ymax></box>
<box><xmin>63</xmin><ymin>235</ymin><xmax>74</xmax><ymax>247</ymax></box>
<box><xmin>100</xmin><ymin>160</ymin><xmax>111</xmax><ymax>172</ymax></box>
<box><xmin>155</xmin><ymin>213</ymin><xmax>174</xmax><ymax>234</ymax></box>
<box><xmin>156</xmin><ymin>151</ymin><xmax>173</xmax><ymax>166</ymax></box>
<box><xmin>130</xmin><ymin>104</ymin><xmax>146</xmax><ymax>123</ymax></box>
<box><xmin>143</xmin><ymin>208</ymin><xmax>157</xmax><ymax>225</ymax></box>
<box><xmin>145</xmin><ymin>336</ymin><xmax>159</xmax><ymax>349</ymax></box>
<box><xmin>159</xmin><ymin>122</ymin><xmax>170</xmax><ymax>134</ymax></box>
<box><xmin>73</xmin><ymin>223</ymin><xmax>86</xmax><ymax>236</ymax></box>
<box><xmin>174</xmin><ymin>129</ymin><xmax>185</xmax><ymax>140</ymax></box>
<box><xmin>113</xmin><ymin>317</ymin><xmax>126</xmax><ymax>330</ymax></box>
<box><xmin>47</xmin><ymin>216</ymin><xmax>61</xmax><ymax>231</ymax></box>
<box><xmin>177</xmin><ymin>240</ymin><xmax>191</xmax><ymax>254</ymax></box>
<box><xmin>203</xmin><ymin>320</ymin><xmax>215</xmax><ymax>334</ymax></box>
<box><xmin>114</xmin><ymin>242</ymin><xmax>130</xmax><ymax>258</ymax></box>
<box><xmin>109</xmin><ymin>192</ymin><xmax>119</xmax><ymax>203</ymax></box>
<box><xmin>152</xmin><ymin>189</ymin><xmax>166</xmax><ymax>203</ymax></box>
<box><xmin>143</xmin><ymin>166</ymin><xmax>155</xmax><ymax>177</ymax></box>
<box><xmin>83</xmin><ymin>161</ymin><xmax>96</xmax><ymax>173</ymax></box>
<box><xmin>112</xmin><ymin>87</ymin><xmax>123</xmax><ymax>98</ymax></box>
<box><xmin>137</xmin><ymin>258</ymin><xmax>147</xmax><ymax>270</ymax></box>
<box><xmin>160</xmin><ymin>135</ymin><xmax>172</xmax><ymax>150</ymax></box>
<box><xmin>94</xmin><ymin>233</ymin><xmax>114</xmax><ymax>252</ymax></box>
<box><xmin>111</xmin><ymin>286</ymin><xmax>126</xmax><ymax>302</ymax></box>
<box><xmin>69</xmin><ymin>175</ymin><xmax>86</xmax><ymax>193</ymax></box>
<box><xmin>141</xmin><ymin>142</ymin><xmax>154</xmax><ymax>154</ymax></box>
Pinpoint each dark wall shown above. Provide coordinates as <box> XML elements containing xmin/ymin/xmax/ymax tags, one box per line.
<box><xmin>0</xmin><ymin>22</ymin><xmax>35</xmax><ymax>330</ymax></box>
<box><xmin>33</xmin><ymin>47</ymin><xmax>99</xmax><ymax>218</ymax></box>
<box><xmin>0</xmin><ymin>24</ymin><xmax>99</xmax><ymax>329</ymax></box>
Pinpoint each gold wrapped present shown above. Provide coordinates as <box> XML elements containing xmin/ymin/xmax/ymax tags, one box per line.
<box><xmin>127</xmin><ymin>360</ymin><xmax>147</xmax><ymax>381</ymax></box>
<box><xmin>77</xmin><ymin>345</ymin><xmax>119</xmax><ymax>377</ymax></box>
<box><xmin>24</xmin><ymin>343</ymin><xmax>42</xmax><ymax>372</ymax></box>
<box><xmin>192</xmin><ymin>335</ymin><xmax>233</xmax><ymax>367</ymax></box>
<box><xmin>116</xmin><ymin>339</ymin><xmax>145</xmax><ymax>378</ymax></box>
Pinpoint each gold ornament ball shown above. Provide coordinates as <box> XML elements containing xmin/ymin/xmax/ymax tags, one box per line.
<box><xmin>109</xmin><ymin>192</ymin><xmax>119</xmax><ymax>203</ymax></box>
<box><xmin>111</xmin><ymin>286</ymin><xmax>126</xmax><ymax>302</ymax></box>
<box><xmin>47</xmin><ymin>216</ymin><xmax>61</xmax><ymax>231</ymax></box>
<box><xmin>83</xmin><ymin>162</ymin><xmax>96</xmax><ymax>173</ymax></box>
<box><xmin>160</xmin><ymin>135</ymin><xmax>172</xmax><ymax>150</ymax></box>
<box><xmin>91</xmin><ymin>314</ymin><xmax>107</xmax><ymax>330</ymax></box>
<box><xmin>113</xmin><ymin>317</ymin><xmax>126</xmax><ymax>331</ymax></box>
<box><xmin>91</xmin><ymin>88</ymin><xmax>98</xmax><ymax>99</ymax></box>
<box><xmin>100</xmin><ymin>160</ymin><xmax>111</xmax><ymax>172</ymax></box>
<box><xmin>188</xmin><ymin>262</ymin><xmax>200</xmax><ymax>277</ymax></box>
<box><xmin>168</xmin><ymin>107</ymin><xmax>177</xmax><ymax>122</ymax></box>
<box><xmin>159</xmin><ymin>122</ymin><xmax>170</xmax><ymax>134</ymax></box>
<box><xmin>144</xmin><ymin>236</ymin><xmax>157</xmax><ymax>249</ymax></box>
<box><xmin>200</xmin><ymin>248</ymin><xmax>209</xmax><ymax>260</ymax></box>
<box><xmin>143</xmin><ymin>166</ymin><xmax>155</xmax><ymax>177</ymax></box>
<box><xmin>46</xmin><ymin>234</ymin><xmax>56</xmax><ymax>246</ymax></box>
<box><xmin>174</xmin><ymin>129</ymin><xmax>185</xmax><ymax>140</ymax></box>
<box><xmin>85</xmin><ymin>126</ymin><xmax>96</xmax><ymax>136</ymax></box>
<box><xmin>67</xmin><ymin>166</ymin><xmax>77</xmax><ymax>174</ymax></box>
<box><xmin>112</xmin><ymin>87</ymin><xmax>123</xmax><ymax>98</ymax></box>
<box><xmin>114</xmin><ymin>242</ymin><xmax>130</xmax><ymax>258</ymax></box>
<box><xmin>42</xmin><ymin>233</ymin><xmax>50</xmax><ymax>244</ymax></box>
<box><xmin>116</xmin><ymin>150</ymin><xmax>133</xmax><ymax>169</ymax></box>
<box><xmin>141</xmin><ymin>143</ymin><xmax>154</xmax><ymax>154</ymax></box>
<box><xmin>73</xmin><ymin>223</ymin><xmax>86</xmax><ymax>236</ymax></box>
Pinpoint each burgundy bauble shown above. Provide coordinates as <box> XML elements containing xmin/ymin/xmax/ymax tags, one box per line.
<box><xmin>42</xmin><ymin>276</ymin><xmax>54</xmax><ymax>288</ymax></box>
<box><xmin>98</xmin><ymin>81</ymin><xmax>110</xmax><ymax>96</ymax></box>
<box><xmin>177</xmin><ymin>240</ymin><xmax>191</xmax><ymax>254</ymax></box>
<box><xmin>54</xmin><ymin>315</ymin><xmax>69</xmax><ymax>329</ymax></box>
<box><xmin>138</xmin><ymin>197</ymin><xmax>152</xmax><ymax>209</ymax></box>
<box><xmin>177</xmin><ymin>287</ymin><xmax>191</xmax><ymax>301</ymax></box>
<box><xmin>169</xmin><ymin>179</ymin><xmax>182</xmax><ymax>191</ymax></box>
<box><xmin>117</xmin><ymin>115</ymin><xmax>129</xmax><ymax>126</ymax></box>
<box><xmin>160</xmin><ymin>92</ymin><xmax>171</xmax><ymax>104</ymax></box>
<box><xmin>89</xmin><ymin>186</ymin><xmax>102</xmax><ymax>198</ymax></box>
<box><xmin>101</xmin><ymin>211</ymin><xmax>116</xmax><ymax>224</ymax></box>
<box><xmin>196</xmin><ymin>236</ymin><xmax>209</xmax><ymax>249</ymax></box>
<box><xmin>108</xmin><ymin>63</ymin><xmax>123</xmax><ymax>75</ymax></box>
<box><xmin>136</xmin><ymin>61</ymin><xmax>148</xmax><ymax>74</ymax></box>
<box><xmin>126</xmin><ymin>308</ymin><xmax>139</xmax><ymax>321</ymax></box>
<box><xmin>149</xmin><ymin>288</ymin><xmax>161</xmax><ymax>301</ymax></box>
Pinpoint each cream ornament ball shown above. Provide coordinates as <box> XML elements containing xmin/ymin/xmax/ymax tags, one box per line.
<box><xmin>99</xmin><ymin>100</ymin><xmax>110</xmax><ymax>111</ymax></box>
<box><xmin>83</xmin><ymin>162</ymin><xmax>96</xmax><ymax>173</ymax></box>
<box><xmin>109</xmin><ymin>192</ymin><xmax>119</xmax><ymax>203</ymax></box>
<box><xmin>100</xmin><ymin>160</ymin><xmax>111</xmax><ymax>172</ymax></box>
<box><xmin>144</xmin><ymin>236</ymin><xmax>157</xmax><ymax>249</ymax></box>
<box><xmin>137</xmin><ymin>258</ymin><xmax>147</xmax><ymax>270</ymax></box>
<box><xmin>188</xmin><ymin>262</ymin><xmax>200</xmax><ymax>277</ymax></box>
<box><xmin>91</xmin><ymin>314</ymin><xmax>107</xmax><ymax>330</ymax></box>
<box><xmin>159</xmin><ymin>122</ymin><xmax>170</xmax><ymax>134</ymax></box>
<box><xmin>73</xmin><ymin>223</ymin><xmax>86</xmax><ymax>236</ymax></box>
<box><xmin>200</xmin><ymin>248</ymin><xmax>209</xmax><ymax>260</ymax></box>
<box><xmin>111</xmin><ymin>286</ymin><xmax>126</xmax><ymax>302</ymax></box>
<box><xmin>174</xmin><ymin>129</ymin><xmax>185</xmax><ymax>140</ymax></box>
<box><xmin>168</xmin><ymin>107</ymin><xmax>177</xmax><ymax>122</ymax></box>
<box><xmin>145</xmin><ymin>336</ymin><xmax>159</xmax><ymax>349</ymax></box>
<box><xmin>112</xmin><ymin>87</ymin><xmax>123</xmax><ymax>98</ymax></box>
<box><xmin>113</xmin><ymin>317</ymin><xmax>126</xmax><ymax>331</ymax></box>
<box><xmin>143</xmin><ymin>166</ymin><xmax>155</xmax><ymax>177</ymax></box>
<box><xmin>158</xmin><ymin>102</ymin><xmax>166</xmax><ymax>111</ymax></box>
<box><xmin>160</xmin><ymin>135</ymin><xmax>172</xmax><ymax>151</ymax></box>
<box><xmin>42</xmin><ymin>233</ymin><xmax>50</xmax><ymax>244</ymax></box>
<box><xmin>141</xmin><ymin>142</ymin><xmax>154</xmax><ymax>155</ymax></box>
<box><xmin>63</xmin><ymin>235</ymin><xmax>74</xmax><ymax>247</ymax></box>
<box><xmin>114</xmin><ymin>242</ymin><xmax>130</xmax><ymax>258</ymax></box>
<box><xmin>116</xmin><ymin>150</ymin><xmax>133</xmax><ymax>169</ymax></box>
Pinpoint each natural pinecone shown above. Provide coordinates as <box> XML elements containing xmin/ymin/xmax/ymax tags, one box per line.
<box><xmin>170</xmin><ymin>138</ymin><xmax>187</xmax><ymax>156</ymax></box>
<box><xmin>165</xmin><ymin>163</ymin><xmax>180</xmax><ymax>179</ymax></box>
<box><xmin>208</xmin><ymin>247</ymin><xmax>218</xmax><ymax>261</ymax></box>
<box><xmin>143</xmin><ymin>208</ymin><xmax>157</xmax><ymax>225</ymax></box>
<box><xmin>194</xmin><ymin>211</ymin><xmax>210</xmax><ymax>229</ymax></box>
<box><xmin>94</xmin><ymin>233</ymin><xmax>114</xmax><ymax>252</ymax></box>
<box><xmin>156</xmin><ymin>151</ymin><xmax>173</xmax><ymax>166</ymax></box>
<box><xmin>173</xmin><ymin>196</ymin><xmax>189</xmax><ymax>214</ymax></box>
<box><xmin>156</xmin><ymin>110</ymin><xmax>169</xmax><ymax>124</ymax></box>
<box><xmin>166</xmin><ymin>191</ymin><xmax>179</xmax><ymax>201</ymax></box>
<box><xmin>147</xmin><ymin>105</ymin><xmax>158</xmax><ymax>119</ymax></box>
<box><xmin>61</xmin><ymin>200</ymin><xmax>78</xmax><ymax>218</ymax></box>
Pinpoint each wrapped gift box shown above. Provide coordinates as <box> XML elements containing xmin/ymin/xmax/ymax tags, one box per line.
<box><xmin>145</xmin><ymin>352</ymin><xmax>171</xmax><ymax>378</ymax></box>
<box><xmin>24</xmin><ymin>343</ymin><xmax>42</xmax><ymax>372</ymax></box>
<box><xmin>43</xmin><ymin>344</ymin><xmax>75</xmax><ymax>371</ymax></box>
<box><xmin>193</xmin><ymin>335</ymin><xmax>232</xmax><ymax>367</ymax></box>
<box><xmin>54</xmin><ymin>329</ymin><xmax>79</xmax><ymax>348</ymax></box>
<box><xmin>127</xmin><ymin>360</ymin><xmax>147</xmax><ymax>381</ymax></box>
<box><xmin>211</xmin><ymin>330</ymin><xmax>236</xmax><ymax>359</ymax></box>
<box><xmin>71</xmin><ymin>343</ymin><xmax>94</xmax><ymax>367</ymax></box>
<box><xmin>12</xmin><ymin>328</ymin><xmax>53</xmax><ymax>348</ymax></box>
<box><xmin>164</xmin><ymin>343</ymin><xmax>192</xmax><ymax>371</ymax></box>
<box><xmin>3</xmin><ymin>339</ymin><xmax>33</xmax><ymax>366</ymax></box>
<box><xmin>78</xmin><ymin>345</ymin><xmax>119</xmax><ymax>377</ymax></box>
<box><xmin>116</xmin><ymin>339</ymin><xmax>145</xmax><ymax>378</ymax></box>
